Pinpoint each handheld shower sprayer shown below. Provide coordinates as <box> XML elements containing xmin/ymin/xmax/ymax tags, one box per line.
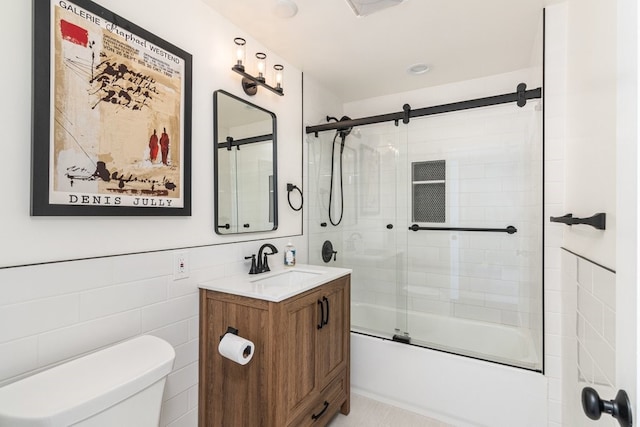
<box><xmin>326</xmin><ymin>115</ymin><xmax>353</xmax><ymax>226</ymax></box>
<box><xmin>327</xmin><ymin>115</ymin><xmax>352</xmax><ymax>153</ymax></box>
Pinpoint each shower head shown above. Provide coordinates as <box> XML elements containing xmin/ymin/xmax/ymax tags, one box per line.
<box><xmin>326</xmin><ymin>115</ymin><xmax>353</xmax><ymax>152</ymax></box>
<box><xmin>337</xmin><ymin>116</ymin><xmax>352</xmax><ymax>139</ymax></box>
<box><xmin>337</xmin><ymin>116</ymin><xmax>352</xmax><ymax>153</ymax></box>
<box><xmin>326</xmin><ymin>115</ymin><xmax>353</xmax><ymax>136</ymax></box>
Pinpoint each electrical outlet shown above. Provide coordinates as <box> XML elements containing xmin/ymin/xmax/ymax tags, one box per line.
<box><xmin>173</xmin><ymin>251</ymin><xmax>189</xmax><ymax>280</ymax></box>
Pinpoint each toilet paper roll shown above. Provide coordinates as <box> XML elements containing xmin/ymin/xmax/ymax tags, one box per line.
<box><xmin>218</xmin><ymin>333</ymin><xmax>255</xmax><ymax>365</ymax></box>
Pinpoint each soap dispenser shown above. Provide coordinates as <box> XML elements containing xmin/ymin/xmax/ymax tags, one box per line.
<box><xmin>284</xmin><ymin>240</ymin><xmax>296</xmax><ymax>267</ymax></box>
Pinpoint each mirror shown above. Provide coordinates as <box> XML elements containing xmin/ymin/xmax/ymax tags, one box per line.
<box><xmin>214</xmin><ymin>90</ymin><xmax>277</xmax><ymax>234</ymax></box>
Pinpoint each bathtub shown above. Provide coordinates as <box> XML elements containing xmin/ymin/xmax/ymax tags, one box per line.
<box><xmin>351</xmin><ymin>302</ymin><xmax>540</xmax><ymax>370</ymax></box>
<box><xmin>349</xmin><ymin>303</ymin><xmax>547</xmax><ymax>427</ymax></box>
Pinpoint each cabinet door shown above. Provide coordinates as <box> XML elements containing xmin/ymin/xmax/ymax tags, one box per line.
<box><xmin>316</xmin><ymin>276</ymin><xmax>349</xmax><ymax>389</ymax></box>
<box><xmin>276</xmin><ymin>290</ymin><xmax>322</xmax><ymax>420</ymax></box>
<box><xmin>200</xmin><ymin>292</ymin><xmax>270</xmax><ymax>426</ymax></box>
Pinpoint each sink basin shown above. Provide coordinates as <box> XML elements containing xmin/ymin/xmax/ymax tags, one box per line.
<box><xmin>251</xmin><ymin>269</ymin><xmax>323</xmax><ymax>287</ymax></box>
<box><xmin>199</xmin><ymin>263</ymin><xmax>351</xmax><ymax>302</ymax></box>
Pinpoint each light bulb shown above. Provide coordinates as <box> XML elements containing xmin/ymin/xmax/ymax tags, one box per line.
<box><xmin>274</xmin><ymin>64</ymin><xmax>284</xmax><ymax>92</ymax></box>
<box><xmin>255</xmin><ymin>52</ymin><xmax>266</xmax><ymax>82</ymax></box>
<box><xmin>233</xmin><ymin>38</ymin><xmax>246</xmax><ymax>71</ymax></box>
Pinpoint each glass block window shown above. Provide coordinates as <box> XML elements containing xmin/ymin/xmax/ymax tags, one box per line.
<box><xmin>412</xmin><ymin>160</ymin><xmax>445</xmax><ymax>223</ymax></box>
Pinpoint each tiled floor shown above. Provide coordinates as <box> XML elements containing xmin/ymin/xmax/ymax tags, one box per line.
<box><xmin>327</xmin><ymin>393</ymin><xmax>454</xmax><ymax>427</ymax></box>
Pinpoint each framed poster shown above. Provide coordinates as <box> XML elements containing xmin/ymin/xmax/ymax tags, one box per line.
<box><xmin>32</xmin><ymin>0</ymin><xmax>192</xmax><ymax>215</ymax></box>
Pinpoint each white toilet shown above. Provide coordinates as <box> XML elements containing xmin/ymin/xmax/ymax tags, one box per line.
<box><xmin>0</xmin><ymin>335</ymin><xmax>175</xmax><ymax>427</ymax></box>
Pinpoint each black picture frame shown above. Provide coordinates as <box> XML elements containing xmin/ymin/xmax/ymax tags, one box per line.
<box><xmin>32</xmin><ymin>0</ymin><xmax>192</xmax><ymax>216</ymax></box>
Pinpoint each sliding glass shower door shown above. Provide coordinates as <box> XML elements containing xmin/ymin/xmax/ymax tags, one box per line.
<box><xmin>307</xmin><ymin>98</ymin><xmax>543</xmax><ymax>371</ymax></box>
<box><xmin>401</xmin><ymin>101</ymin><xmax>543</xmax><ymax>370</ymax></box>
<box><xmin>341</xmin><ymin>122</ymin><xmax>410</xmax><ymax>339</ymax></box>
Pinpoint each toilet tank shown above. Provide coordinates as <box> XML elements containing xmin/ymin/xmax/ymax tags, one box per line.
<box><xmin>0</xmin><ymin>335</ymin><xmax>175</xmax><ymax>427</ymax></box>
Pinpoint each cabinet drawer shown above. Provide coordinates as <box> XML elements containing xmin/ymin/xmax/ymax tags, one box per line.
<box><xmin>287</xmin><ymin>373</ymin><xmax>347</xmax><ymax>427</ymax></box>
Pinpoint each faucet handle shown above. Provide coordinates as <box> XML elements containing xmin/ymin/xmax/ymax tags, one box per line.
<box><xmin>244</xmin><ymin>255</ymin><xmax>258</xmax><ymax>274</ymax></box>
<box><xmin>262</xmin><ymin>253</ymin><xmax>275</xmax><ymax>273</ymax></box>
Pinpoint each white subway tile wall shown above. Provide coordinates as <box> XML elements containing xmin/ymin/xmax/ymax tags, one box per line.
<box><xmin>0</xmin><ymin>236</ymin><xmax>305</xmax><ymax>427</ymax></box>
<box><xmin>560</xmin><ymin>250</ymin><xmax>617</xmax><ymax>427</ymax></box>
<box><xmin>576</xmin><ymin>256</ymin><xmax>616</xmax><ymax>387</ymax></box>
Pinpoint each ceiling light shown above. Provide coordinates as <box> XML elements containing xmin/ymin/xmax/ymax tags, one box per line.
<box><xmin>407</xmin><ymin>63</ymin><xmax>430</xmax><ymax>75</ymax></box>
<box><xmin>273</xmin><ymin>0</ymin><xmax>298</xmax><ymax>19</ymax></box>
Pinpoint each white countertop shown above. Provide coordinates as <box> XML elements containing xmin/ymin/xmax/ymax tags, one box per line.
<box><xmin>199</xmin><ymin>264</ymin><xmax>352</xmax><ymax>302</ymax></box>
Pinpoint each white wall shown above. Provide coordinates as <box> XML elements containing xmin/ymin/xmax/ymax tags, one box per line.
<box><xmin>0</xmin><ymin>0</ymin><xmax>303</xmax><ymax>268</ymax></box>
<box><xmin>544</xmin><ymin>4</ymin><xmax>569</xmax><ymax>426</ymax></box>
<box><xmin>0</xmin><ymin>1</ymin><xmax>306</xmax><ymax>426</ymax></box>
<box><xmin>551</xmin><ymin>0</ymin><xmax>636</xmax><ymax>426</ymax></box>
<box><xmin>615</xmin><ymin>0</ymin><xmax>639</xmax><ymax>420</ymax></box>
<box><xmin>563</xmin><ymin>0</ymin><xmax>617</xmax><ymax>268</ymax></box>
<box><xmin>303</xmin><ymin>74</ymin><xmax>344</xmax><ymax>263</ymax></box>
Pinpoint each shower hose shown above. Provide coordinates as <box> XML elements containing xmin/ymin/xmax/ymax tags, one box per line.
<box><xmin>328</xmin><ymin>131</ymin><xmax>344</xmax><ymax>226</ymax></box>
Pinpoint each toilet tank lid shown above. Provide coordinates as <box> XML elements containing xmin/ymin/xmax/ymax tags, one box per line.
<box><xmin>0</xmin><ymin>335</ymin><xmax>175</xmax><ymax>427</ymax></box>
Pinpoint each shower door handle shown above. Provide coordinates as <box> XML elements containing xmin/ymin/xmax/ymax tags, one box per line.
<box><xmin>409</xmin><ymin>224</ymin><xmax>517</xmax><ymax>234</ymax></box>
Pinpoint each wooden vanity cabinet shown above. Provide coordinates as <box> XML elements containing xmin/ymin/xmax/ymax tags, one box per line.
<box><xmin>199</xmin><ymin>274</ymin><xmax>350</xmax><ymax>427</ymax></box>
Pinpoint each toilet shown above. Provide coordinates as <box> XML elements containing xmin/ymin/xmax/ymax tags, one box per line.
<box><xmin>0</xmin><ymin>335</ymin><xmax>175</xmax><ymax>427</ymax></box>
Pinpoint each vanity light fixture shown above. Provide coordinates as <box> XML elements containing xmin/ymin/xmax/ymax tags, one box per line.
<box><xmin>274</xmin><ymin>64</ymin><xmax>284</xmax><ymax>91</ymax></box>
<box><xmin>255</xmin><ymin>53</ymin><xmax>266</xmax><ymax>82</ymax></box>
<box><xmin>232</xmin><ymin>39</ymin><xmax>284</xmax><ymax>96</ymax></box>
<box><xmin>233</xmin><ymin>38</ymin><xmax>246</xmax><ymax>71</ymax></box>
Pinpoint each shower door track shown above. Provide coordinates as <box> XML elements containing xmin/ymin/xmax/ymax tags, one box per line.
<box><xmin>305</xmin><ymin>83</ymin><xmax>542</xmax><ymax>136</ymax></box>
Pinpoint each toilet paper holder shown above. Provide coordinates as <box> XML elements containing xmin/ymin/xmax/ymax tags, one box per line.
<box><xmin>219</xmin><ymin>326</ymin><xmax>253</xmax><ymax>360</ymax></box>
<box><xmin>220</xmin><ymin>326</ymin><xmax>239</xmax><ymax>341</ymax></box>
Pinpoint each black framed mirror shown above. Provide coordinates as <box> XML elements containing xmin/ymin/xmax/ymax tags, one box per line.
<box><xmin>214</xmin><ymin>90</ymin><xmax>277</xmax><ymax>234</ymax></box>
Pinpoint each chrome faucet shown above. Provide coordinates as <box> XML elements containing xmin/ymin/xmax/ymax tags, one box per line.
<box><xmin>256</xmin><ymin>243</ymin><xmax>278</xmax><ymax>274</ymax></box>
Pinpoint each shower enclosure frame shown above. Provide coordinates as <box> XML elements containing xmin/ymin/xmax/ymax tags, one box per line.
<box><xmin>306</xmin><ymin>83</ymin><xmax>541</xmax><ymax>136</ymax></box>
<box><xmin>306</xmin><ymin>82</ymin><xmax>545</xmax><ymax>372</ymax></box>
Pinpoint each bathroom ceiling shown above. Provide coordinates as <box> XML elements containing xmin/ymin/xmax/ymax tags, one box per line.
<box><xmin>200</xmin><ymin>0</ymin><xmax>561</xmax><ymax>102</ymax></box>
